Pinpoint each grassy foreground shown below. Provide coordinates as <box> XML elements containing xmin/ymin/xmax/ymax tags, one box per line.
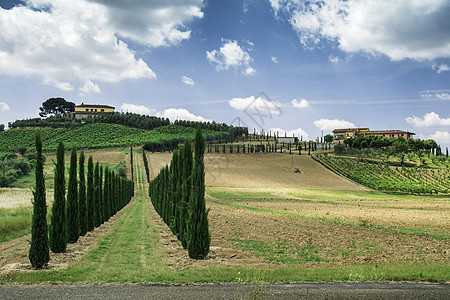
<box><xmin>1</xmin><ymin>156</ymin><xmax>449</xmax><ymax>284</ymax></box>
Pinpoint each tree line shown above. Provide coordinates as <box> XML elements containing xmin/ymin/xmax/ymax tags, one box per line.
<box><xmin>149</xmin><ymin>128</ymin><xmax>210</xmax><ymax>259</ymax></box>
<box><xmin>29</xmin><ymin>133</ymin><xmax>134</xmax><ymax>268</ymax></box>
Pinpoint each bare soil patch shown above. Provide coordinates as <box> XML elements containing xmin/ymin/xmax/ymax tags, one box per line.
<box><xmin>241</xmin><ymin>199</ymin><xmax>450</xmax><ymax>234</ymax></box>
<box><xmin>147</xmin><ymin>153</ymin><xmax>367</xmax><ymax>190</ymax></box>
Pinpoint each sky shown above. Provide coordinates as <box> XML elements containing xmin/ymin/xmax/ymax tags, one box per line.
<box><xmin>0</xmin><ymin>0</ymin><xmax>449</xmax><ymax>149</ymax></box>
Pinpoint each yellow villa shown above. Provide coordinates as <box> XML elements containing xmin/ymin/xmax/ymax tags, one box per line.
<box><xmin>73</xmin><ymin>103</ymin><xmax>115</xmax><ymax>119</ymax></box>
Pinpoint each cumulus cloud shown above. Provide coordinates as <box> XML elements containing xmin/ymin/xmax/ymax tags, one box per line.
<box><xmin>228</xmin><ymin>96</ymin><xmax>282</xmax><ymax>116</ymax></box>
<box><xmin>119</xmin><ymin>104</ymin><xmax>210</xmax><ymax>122</ymax></box>
<box><xmin>429</xmin><ymin>131</ymin><xmax>450</xmax><ymax>144</ymax></box>
<box><xmin>271</xmin><ymin>56</ymin><xmax>279</xmax><ymax>63</ymax></box>
<box><xmin>0</xmin><ymin>102</ymin><xmax>10</xmax><ymax>111</ymax></box>
<box><xmin>158</xmin><ymin>108</ymin><xmax>211</xmax><ymax>122</ymax></box>
<box><xmin>206</xmin><ymin>39</ymin><xmax>255</xmax><ymax>75</ymax></box>
<box><xmin>291</xmin><ymin>99</ymin><xmax>309</xmax><ymax>109</ymax></box>
<box><xmin>87</xmin><ymin>0</ymin><xmax>203</xmax><ymax>47</ymax></box>
<box><xmin>181</xmin><ymin>75</ymin><xmax>195</xmax><ymax>86</ymax></box>
<box><xmin>313</xmin><ymin>118</ymin><xmax>355</xmax><ymax>130</ymax></box>
<box><xmin>269</xmin><ymin>127</ymin><xmax>309</xmax><ymax>140</ymax></box>
<box><xmin>405</xmin><ymin>112</ymin><xmax>450</xmax><ymax>127</ymax></box>
<box><xmin>120</xmin><ymin>103</ymin><xmax>155</xmax><ymax>115</ymax></box>
<box><xmin>0</xmin><ymin>1</ymin><xmax>204</xmax><ymax>92</ymax></box>
<box><xmin>270</xmin><ymin>0</ymin><xmax>450</xmax><ymax>61</ymax></box>
<box><xmin>432</xmin><ymin>63</ymin><xmax>450</xmax><ymax>74</ymax></box>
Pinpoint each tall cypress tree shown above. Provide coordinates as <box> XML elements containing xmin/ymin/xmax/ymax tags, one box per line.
<box><xmin>103</xmin><ymin>167</ymin><xmax>110</xmax><ymax>222</ymax></box>
<box><xmin>180</xmin><ymin>140</ymin><xmax>193</xmax><ymax>249</ymax></box>
<box><xmin>67</xmin><ymin>147</ymin><xmax>79</xmax><ymax>243</ymax></box>
<box><xmin>29</xmin><ymin>131</ymin><xmax>50</xmax><ymax>268</ymax></box>
<box><xmin>49</xmin><ymin>142</ymin><xmax>67</xmax><ymax>253</ymax></box>
<box><xmin>130</xmin><ymin>146</ymin><xmax>134</xmax><ymax>182</ymax></box>
<box><xmin>187</xmin><ymin>128</ymin><xmax>210</xmax><ymax>259</ymax></box>
<box><xmin>143</xmin><ymin>149</ymin><xmax>150</xmax><ymax>182</ymax></box>
<box><xmin>79</xmin><ymin>151</ymin><xmax>87</xmax><ymax>236</ymax></box>
<box><xmin>94</xmin><ymin>162</ymin><xmax>100</xmax><ymax>227</ymax></box>
<box><xmin>99</xmin><ymin>166</ymin><xmax>104</xmax><ymax>224</ymax></box>
<box><xmin>87</xmin><ymin>156</ymin><xmax>94</xmax><ymax>231</ymax></box>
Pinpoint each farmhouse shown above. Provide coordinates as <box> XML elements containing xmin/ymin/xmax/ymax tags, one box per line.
<box><xmin>332</xmin><ymin>128</ymin><xmax>370</xmax><ymax>142</ymax></box>
<box><xmin>278</xmin><ymin>136</ymin><xmax>298</xmax><ymax>143</ymax></box>
<box><xmin>359</xmin><ymin>130</ymin><xmax>415</xmax><ymax>140</ymax></box>
<box><xmin>73</xmin><ymin>103</ymin><xmax>115</xmax><ymax>119</ymax></box>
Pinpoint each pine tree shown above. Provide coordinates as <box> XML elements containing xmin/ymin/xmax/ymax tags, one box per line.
<box><xmin>49</xmin><ymin>142</ymin><xmax>67</xmax><ymax>253</ymax></box>
<box><xmin>187</xmin><ymin>128</ymin><xmax>210</xmax><ymax>259</ymax></box>
<box><xmin>29</xmin><ymin>131</ymin><xmax>50</xmax><ymax>268</ymax></box>
<box><xmin>79</xmin><ymin>151</ymin><xmax>87</xmax><ymax>236</ymax></box>
<box><xmin>67</xmin><ymin>147</ymin><xmax>79</xmax><ymax>243</ymax></box>
<box><xmin>99</xmin><ymin>166</ymin><xmax>104</xmax><ymax>224</ymax></box>
<box><xmin>87</xmin><ymin>156</ymin><xmax>94</xmax><ymax>231</ymax></box>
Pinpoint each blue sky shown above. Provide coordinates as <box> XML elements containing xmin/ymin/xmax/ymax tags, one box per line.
<box><xmin>0</xmin><ymin>0</ymin><xmax>449</xmax><ymax>149</ymax></box>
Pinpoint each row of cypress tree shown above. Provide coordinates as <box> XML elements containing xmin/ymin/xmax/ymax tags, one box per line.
<box><xmin>37</xmin><ymin>140</ymin><xmax>135</xmax><ymax>256</ymax></box>
<box><xmin>149</xmin><ymin>128</ymin><xmax>210</xmax><ymax>259</ymax></box>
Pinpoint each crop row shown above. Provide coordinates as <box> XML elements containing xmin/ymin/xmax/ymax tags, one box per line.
<box><xmin>0</xmin><ymin>123</ymin><xmax>220</xmax><ymax>153</ymax></box>
<box><xmin>315</xmin><ymin>154</ymin><xmax>450</xmax><ymax>194</ymax></box>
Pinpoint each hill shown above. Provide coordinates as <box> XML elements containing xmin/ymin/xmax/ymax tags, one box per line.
<box><xmin>0</xmin><ymin>123</ymin><xmax>221</xmax><ymax>153</ymax></box>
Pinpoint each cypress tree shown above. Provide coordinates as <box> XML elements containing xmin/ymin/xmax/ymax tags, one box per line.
<box><xmin>180</xmin><ymin>140</ymin><xmax>193</xmax><ymax>249</ymax></box>
<box><xmin>130</xmin><ymin>146</ymin><xmax>134</xmax><ymax>182</ymax></box>
<box><xmin>49</xmin><ymin>142</ymin><xmax>67</xmax><ymax>253</ymax></box>
<box><xmin>67</xmin><ymin>147</ymin><xmax>79</xmax><ymax>243</ymax></box>
<box><xmin>143</xmin><ymin>149</ymin><xmax>150</xmax><ymax>182</ymax></box>
<box><xmin>187</xmin><ymin>128</ymin><xmax>210</xmax><ymax>259</ymax></box>
<box><xmin>29</xmin><ymin>131</ymin><xmax>50</xmax><ymax>268</ymax></box>
<box><xmin>99</xmin><ymin>166</ymin><xmax>104</xmax><ymax>224</ymax></box>
<box><xmin>79</xmin><ymin>151</ymin><xmax>87</xmax><ymax>236</ymax></box>
<box><xmin>103</xmin><ymin>168</ymin><xmax>110</xmax><ymax>221</ymax></box>
<box><xmin>87</xmin><ymin>157</ymin><xmax>94</xmax><ymax>231</ymax></box>
<box><xmin>94</xmin><ymin>162</ymin><xmax>100</xmax><ymax>227</ymax></box>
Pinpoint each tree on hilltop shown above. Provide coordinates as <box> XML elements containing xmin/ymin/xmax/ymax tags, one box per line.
<box><xmin>39</xmin><ymin>97</ymin><xmax>75</xmax><ymax>117</ymax></box>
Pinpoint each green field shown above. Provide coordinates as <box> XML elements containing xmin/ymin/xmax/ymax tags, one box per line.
<box><xmin>0</xmin><ymin>123</ymin><xmax>220</xmax><ymax>153</ymax></box>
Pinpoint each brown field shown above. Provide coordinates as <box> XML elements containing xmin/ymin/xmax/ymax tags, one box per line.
<box><xmin>1</xmin><ymin>150</ymin><xmax>448</xmax><ymax>278</ymax></box>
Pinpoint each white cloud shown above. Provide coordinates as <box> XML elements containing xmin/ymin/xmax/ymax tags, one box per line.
<box><xmin>80</xmin><ymin>80</ymin><xmax>101</xmax><ymax>94</ymax></box>
<box><xmin>313</xmin><ymin>118</ymin><xmax>355</xmax><ymax>130</ymax></box>
<box><xmin>429</xmin><ymin>131</ymin><xmax>450</xmax><ymax>144</ymax></box>
<box><xmin>406</xmin><ymin>112</ymin><xmax>450</xmax><ymax>127</ymax></box>
<box><xmin>271</xmin><ymin>56</ymin><xmax>279</xmax><ymax>63</ymax></box>
<box><xmin>436</xmin><ymin>93</ymin><xmax>450</xmax><ymax>100</ymax></box>
<box><xmin>181</xmin><ymin>75</ymin><xmax>195</xmax><ymax>86</ymax></box>
<box><xmin>432</xmin><ymin>63</ymin><xmax>450</xmax><ymax>74</ymax></box>
<box><xmin>120</xmin><ymin>103</ymin><xmax>155</xmax><ymax>115</ymax></box>
<box><xmin>0</xmin><ymin>102</ymin><xmax>10</xmax><ymax>111</ymax></box>
<box><xmin>269</xmin><ymin>127</ymin><xmax>309</xmax><ymax>140</ymax></box>
<box><xmin>206</xmin><ymin>39</ymin><xmax>255</xmax><ymax>75</ymax></box>
<box><xmin>158</xmin><ymin>108</ymin><xmax>211</xmax><ymax>122</ymax></box>
<box><xmin>86</xmin><ymin>0</ymin><xmax>204</xmax><ymax>47</ymax></box>
<box><xmin>420</xmin><ymin>90</ymin><xmax>450</xmax><ymax>100</ymax></box>
<box><xmin>271</xmin><ymin>0</ymin><xmax>450</xmax><ymax>61</ymax></box>
<box><xmin>291</xmin><ymin>99</ymin><xmax>309</xmax><ymax>109</ymax></box>
<box><xmin>0</xmin><ymin>1</ymin><xmax>204</xmax><ymax>92</ymax></box>
<box><xmin>228</xmin><ymin>96</ymin><xmax>282</xmax><ymax>116</ymax></box>
<box><xmin>329</xmin><ymin>55</ymin><xmax>340</xmax><ymax>64</ymax></box>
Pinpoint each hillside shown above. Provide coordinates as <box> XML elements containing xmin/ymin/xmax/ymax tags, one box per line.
<box><xmin>0</xmin><ymin>123</ymin><xmax>220</xmax><ymax>153</ymax></box>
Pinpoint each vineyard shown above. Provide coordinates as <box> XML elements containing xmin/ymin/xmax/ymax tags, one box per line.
<box><xmin>314</xmin><ymin>154</ymin><xmax>450</xmax><ymax>194</ymax></box>
<box><xmin>0</xmin><ymin>123</ymin><xmax>220</xmax><ymax>153</ymax></box>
